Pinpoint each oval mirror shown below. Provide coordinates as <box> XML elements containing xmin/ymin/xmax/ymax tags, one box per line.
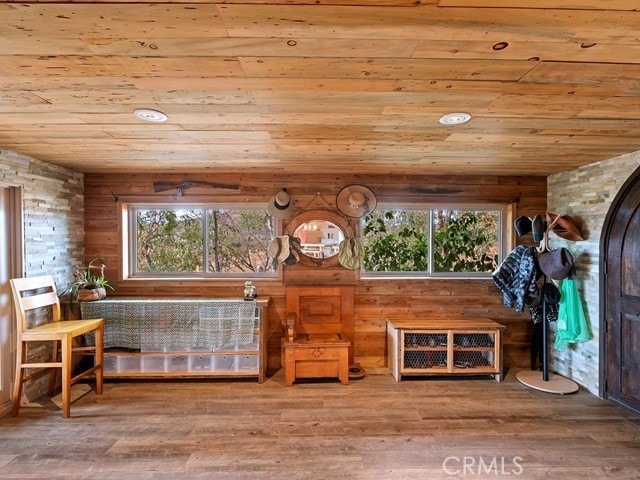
<box><xmin>293</xmin><ymin>220</ymin><xmax>345</xmax><ymax>259</ymax></box>
<box><xmin>285</xmin><ymin>210</ymin><xmax>354</xmax><ymax>267</ymax></box>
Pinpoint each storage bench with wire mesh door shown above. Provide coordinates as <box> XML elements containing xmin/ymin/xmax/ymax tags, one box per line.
<box><xmin>386</xmin><ymin>319</ymin><xmax>506</xmax><ymax>382</ymax></box>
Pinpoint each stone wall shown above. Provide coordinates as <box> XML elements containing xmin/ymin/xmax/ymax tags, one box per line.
<box><xmin>547</xmin><ymin>152</ymin><xmax>640</xmax><ymax>395</ymax></box>
<box><xmin>0</xmin><ymin>148</ymin><xmax>84</xmax><ymax>408</ymax></box>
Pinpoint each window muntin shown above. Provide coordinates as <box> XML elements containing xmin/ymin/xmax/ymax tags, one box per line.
<box><xmin>362</xmin><ymin>206</ymin><xmax>504</xmax><ymax>277</ymax></box>
<box><xmin>128</xmin><ymin>204</ymin><xmax>276</xmax><ymax>278</ymax></box>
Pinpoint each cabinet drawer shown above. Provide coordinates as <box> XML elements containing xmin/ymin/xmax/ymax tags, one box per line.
<box><xmin>287</xmin><ymin>346</ymin><xmax>348</xmax><ymax>362</ymax></box>
<box><xmin>103</xmin><ymin>355</ymin><xmax>118</xmax><ymax>373</ymax></box>
<box><xmin>166</xmin><ymin>355</ymin><xmax>189</xmax><ymax>373</ymax></box>
<box><xmin>188</xmin><ymin>354</ymin><xmax>213</xmax><ymax>373</ymax></box>
<box><xmin>236</xmin><ymin>354</ymin><xmax>258</xmax><ymax>372</ymax></box>
<box><xmin>213</xmin><ymin>354</ymin><xmax>236</xmax><ymax>372</ymax></box>
<box><xmin>141</xmin><ymin>355</ymin><xmax>166</xmax><ymax>373</ymax></box>
<box><xmin>117</xmin><ymin>355</ymin><xmax>141</xmax><ymax>373</ymax></box>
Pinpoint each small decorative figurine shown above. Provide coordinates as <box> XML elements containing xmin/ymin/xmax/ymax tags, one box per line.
<box><xmin>244</xmin><ymin>281</ymin><xmax>257</xmax><ymax>300</ymax></box>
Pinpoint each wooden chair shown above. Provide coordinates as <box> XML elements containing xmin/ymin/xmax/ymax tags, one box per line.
<box><xmin>10</xmin><ymin>275</ymin><xmax>104</xmax><ymax>418</ymax></box>
<box><xmin>281</xmin><ymin>285</ymin><xmax>354</xmax><ymax>386</ymax></box>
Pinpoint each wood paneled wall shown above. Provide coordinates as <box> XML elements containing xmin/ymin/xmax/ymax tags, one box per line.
<box><xmin>83</xmin><ymin>172</ymin><xmax>546</xmax><ymax>373</ymax></box>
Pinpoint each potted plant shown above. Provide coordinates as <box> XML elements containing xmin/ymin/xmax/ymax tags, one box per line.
<box><xmin>61</xmin><ymin>258</ymin><xmax>114</xmax><ymax>302</ymax></box>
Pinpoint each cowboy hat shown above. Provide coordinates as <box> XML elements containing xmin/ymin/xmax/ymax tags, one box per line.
<box><xmin>268</xmin><ymin>190</ymin><xmax>292</xmax><ymax>219</ymax></box>
<box><xmin>539</xmin><ymin>247</ymin><xmax>574</xmax><ymax>280</ymax></box>
<box><xmin>546</xmin><ymin>212</ymin><xmax>584</xmax><ymax>241</ymax></box>
<box><xmin>336</xmin><ymin>185</ymin><xmax>377</xmax><ymax>218</ymax></box>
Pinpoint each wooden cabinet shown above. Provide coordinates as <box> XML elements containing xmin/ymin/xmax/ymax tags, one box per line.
<box><xmin>387</xmin><ymin>319</ymin><xmax>505</xmax><ymax>382</ymax></box>
<box><xmin>81</xmin><ymin>298</ymin><xmax>269</xmax><ymax>383</ymax></box>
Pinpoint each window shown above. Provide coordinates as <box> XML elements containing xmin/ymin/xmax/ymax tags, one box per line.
<box><xmin>362</xmin><ymin>206</ymin><xmax>505</xmax><ymax>277</ymax></box>
<box><xmin>126</xmin><ymin>204</ymin><xmax>277</xmax><ymax>278</ymax></box>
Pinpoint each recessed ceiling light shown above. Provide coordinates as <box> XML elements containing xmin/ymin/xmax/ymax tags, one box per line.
<box><xmin>134</xmin><ymin>108</ymin><xmax>168</xmax><ymax>123</ymax></box>
<box><xmin>439</xmin><ymin>112</ymin><xmax>472</xmax><ymax>125</ymax></box>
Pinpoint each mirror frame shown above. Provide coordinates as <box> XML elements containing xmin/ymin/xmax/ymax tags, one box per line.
<box><xmin>284</xmin><ymin>209</ymin><xmax>354</xmax><ymax>267</ymax></box>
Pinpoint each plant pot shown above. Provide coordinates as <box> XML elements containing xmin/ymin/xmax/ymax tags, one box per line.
<box><xmin>78</xmin><ymin>286</ymin><xmax>106</xmax><ymax>302</ymax></box>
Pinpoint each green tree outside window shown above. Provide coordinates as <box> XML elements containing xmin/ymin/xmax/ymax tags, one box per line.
<box><xmin>363</xmin><ymin>208</ymin><xmax>500</xmax><ymax>275</ymax></box>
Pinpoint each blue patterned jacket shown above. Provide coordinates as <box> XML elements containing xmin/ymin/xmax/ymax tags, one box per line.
<box><xmin>492</xmin><ymin>245</ymin><xmax>540</xmax><ymax>313</ymax></box>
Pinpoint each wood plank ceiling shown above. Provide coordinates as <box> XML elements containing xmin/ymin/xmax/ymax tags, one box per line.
<box><xmin>0</xmin><ymin>0</ymin><xmax>639</xmax><ymax>176</ymax></box>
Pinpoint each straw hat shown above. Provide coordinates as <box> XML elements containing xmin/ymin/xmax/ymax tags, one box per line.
<box><xmin>268</xmin><ymin>237</ymin><xmax>288</xmax><ymax>264</ymax></box>
<box><xmin>284</xmin><ymin>236</ymin><xmax>301</xmax><ymax>265</ymax></box>
<box><xmin>268</xmin><ymin>236</ymin><xmax>299</xmax><ymax>265</ymax></box>
<box><xmin>336</xmin><ymin>185</ymin><xmax>377</xmax><ymax>218</ymax></box>
<box><xmin>268</xmin><ymin>190</ymin><xmax>292</xmax><ymax>219</ymax></box>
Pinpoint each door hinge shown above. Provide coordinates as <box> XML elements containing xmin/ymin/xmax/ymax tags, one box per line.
<box><xmin>603</xmin><ymin>259</ymin><xmax>608</xmax><ymax>275</ymax></box>
<box><xmin>604</xmin><ymin>378</ymin><xmax>608</xmax><ymax>393</ymax></box>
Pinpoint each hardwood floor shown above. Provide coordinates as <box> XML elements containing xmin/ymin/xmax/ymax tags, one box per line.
<box><xmin>1</xmin><ymin>369</ymin><xmax>639</xmax><ymax>479</ymax></box>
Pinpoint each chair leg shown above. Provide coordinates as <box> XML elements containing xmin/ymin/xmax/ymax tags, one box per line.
<box><xmin>284</xmin><ymin>349</ymin><xmax>295</xmax><ymax>387</ymax></box>
<box><xmin>339</xmin><ymin>353</ymin><xmax>349</xmax><ymax>385</ymax></box>
<box><xmin>12</xmin><ymin>341</ymin><xmax>25</xmax><ymax>417</ymax></box>
<box><xmin>61</xmin><ymin>336</ymin><xmax>72</xmax><ymax>419</ymax></box>
<box><xmin>94</xmin><ymin>324</ymin><xmax>104</xmax><ymax>395</ymax></box>
<box><xmin>48</xmin><ymin>339</ymin><xmax>59</xmax><ymax>396</ymax></box>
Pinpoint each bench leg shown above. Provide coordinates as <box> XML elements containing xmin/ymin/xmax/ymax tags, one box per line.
<box><xmin>12</xmin><ymin>341</ymin><xmax>25</xmax><ymax>417</ymax></box>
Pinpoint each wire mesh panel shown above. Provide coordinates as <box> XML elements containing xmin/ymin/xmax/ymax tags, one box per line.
<box><xmin>453</xmin><ymin>333</ymin><xmax>495</xmax><ymax>348</ymax></box>
<box><xmin>453</xmin><ymin>333</ymin><xmax>495</xmax><ymax>370</ymax></box>
<box><xmin>402</xmin><ymin>332</ymin><xmax>448</xmax><ymax>370</ymax></box>
<box><xmin>81</xmin><ymin>298</ymin><xmax>257</xmax><ymax>351</ymax></box>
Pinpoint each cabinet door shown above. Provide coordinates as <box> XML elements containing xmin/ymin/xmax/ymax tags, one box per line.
<box><xmin>401</xmin><ymin>330</ymin><xmax>449</xmax><ymax>372</ymax></box>
<box><xmin>452</xmin><ymin>331</ymin><xmax>497</xmax><ymax>372</ymax></box>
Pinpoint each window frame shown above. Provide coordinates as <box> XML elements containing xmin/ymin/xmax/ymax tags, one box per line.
<box><xmin>121</xmin><ymin>201</ymin><xmax>278</xmax><ymax>280</ymax></box>
<box><xmin>360</xmin><ymin>202</ymin><xmax>511</xmax><ymax>279</ymax></box>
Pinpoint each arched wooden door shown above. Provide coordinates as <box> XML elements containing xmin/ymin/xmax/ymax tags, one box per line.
<box><xmin>601</xmin><ymin>166</ymin><xmax>640</xmax><ymax>414</ymax></box>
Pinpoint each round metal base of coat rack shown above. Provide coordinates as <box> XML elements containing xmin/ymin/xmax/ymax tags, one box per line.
<box><xmin>516</xmin><ymin>370</ymin><xmax>579</xmax><ymax>395</ymax></box>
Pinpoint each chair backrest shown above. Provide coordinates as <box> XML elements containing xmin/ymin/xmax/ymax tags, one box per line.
<box><xmin>285</xmin><ymin>285</ymin><xmax>354</xmax><ymax>340</ymax></box>
<box><xmin>10</xmin><ymin>275</ymin><xmax>61</xmax><ymax>333</ymax></box>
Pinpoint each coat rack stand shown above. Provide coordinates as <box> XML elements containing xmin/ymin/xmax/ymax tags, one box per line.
<box><xmin>516</xmin><ymin>293</ymin><xmax>579</xmax><ymax>394</ymax></box>
<box><xmin>516</xmin><ymin>231</ymin><xmax>579</xmax><ymax>394</ymax></box>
